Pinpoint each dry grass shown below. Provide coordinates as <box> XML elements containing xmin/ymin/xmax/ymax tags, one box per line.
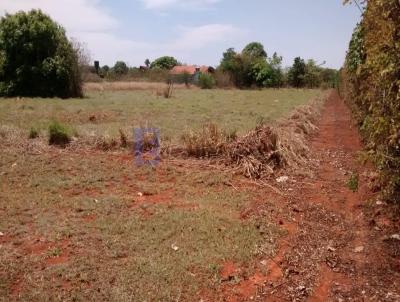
<box><xmin>180</xmin><ymin>123</ymin><xmax>234</xmax><ymax>158</ymax></box>
<box><xmin>176</xmin><ymin>93</ymin><xmax>326</xmax><ymax>179</ymax></box>
<box><xmin>225</xmin><ymin>125</ymin><xmax>282</xmax><ymax>178</ymax></box>
<box><xmin>84</xmin><ymin>81</ymin><xmax>190</xmax><ymax>92</ymax></box>
<box><xmin>225</xmin><ymin>96</ymin><xmax>324</xmax><ymax>179</ymax></box>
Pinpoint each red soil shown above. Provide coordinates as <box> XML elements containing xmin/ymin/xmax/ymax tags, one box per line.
<box><xmin>219</xmin><ymin>91</ymin><xmax>399</xmax><ymax>301</ymax></box>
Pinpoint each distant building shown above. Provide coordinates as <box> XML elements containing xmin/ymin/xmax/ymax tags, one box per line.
<box><xmin>169</xmin><ymin>65</ymin><xmax>215</xmax><ymax>83</ymax></box>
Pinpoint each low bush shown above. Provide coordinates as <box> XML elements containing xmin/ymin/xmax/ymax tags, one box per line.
<box><xmin>119</xmin><ymin>128</ymin><xmax>129</xmax><ymax>148</ymax></box>
<box><xmin>198</xmin><ymin>73</ymin><xmax>216</xmax><ymax>89</ymax></box>
<box><xmin>48</xmin><ymin>121</ymin><xmax>71</xmax><ymax>146</ymax></box>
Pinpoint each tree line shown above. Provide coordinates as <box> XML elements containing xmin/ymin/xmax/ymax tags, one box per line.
<box><xmin>92</xmin><ymin>42</ymin><xmax>338</xmax><ymax>90</ymax></box>
<box><xmin>0</xmin><ymin>9</ymin><xmax>338</xmax><ymax>98</ymax></box>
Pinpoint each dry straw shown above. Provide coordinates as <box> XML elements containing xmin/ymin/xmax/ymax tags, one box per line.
<box><xmin>176</xmin><ymin>94</ymin><xmax>325</xmax><ymax>179</ymax></box>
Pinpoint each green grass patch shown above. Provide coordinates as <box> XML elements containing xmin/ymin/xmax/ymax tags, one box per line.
<box><xmin>48</xmin><ymin>121</ymin><xmax>71</xmax><ymax>146</ymax></box>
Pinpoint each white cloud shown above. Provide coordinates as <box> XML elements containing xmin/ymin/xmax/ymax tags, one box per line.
<box><xmin>81</xmin><ymin>24</ymin><xmax>243</xmax><ymax>66</ymax></box>
<box><xmin>168</xmin><ymin>24</ymin><xmax>244</xmax><ymax>51</ymax></box>
<box><xmin>0</xmin><ymin>0</ymin><xmax>242</xmax><ymax>66</ymax></box>
<box><xmin>0</xmin><ymin>0</ymin><xmax>118</xmax><ymax>32</ymax></box>
<box><xmin>78</xmin><ymin>32</ymin><xmax>154</xmax><ymax>66</ymax></box>
<box><xmin>141</xmin><ymin>0</ymin><xmax>221</xmax><ymax>10</ymax></box>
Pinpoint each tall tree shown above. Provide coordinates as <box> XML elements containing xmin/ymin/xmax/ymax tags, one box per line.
<box><xmin>113</xmin><ymin>61</ymin><xmax>129</xmax><ymax>75</ymax></box>
<box><xmin>304</xmin><ymin>59</ymin><xmax>322</xmax><ymax>88</ymax></box>
<box><xmin>242</xmin><ymin>42</ymin><xmax>267</xmax><ymax>59</ymax></box>
<box><xmin>150</xmin><ymin>56</ymin><xmax>178</xmax><ymax>70</ymax></box>
<box><xmin>0</xmin><ymin>10</ymin><xmax>82</xmax><ymax>98</ymax></box>
<box><xmin>288</xmin><ymin>57</ymin><xmax>306</xmax><ymax>88</ymax></box>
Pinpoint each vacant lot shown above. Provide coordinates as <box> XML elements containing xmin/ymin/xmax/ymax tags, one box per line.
<box><xmin>0</xmin><ymin>88</ymin><xmax>320</xmax><ymax>143</ymax></box>
<box><xmin>0</xmin><ymin>87</ymin><xmax>321</xmax><ymax>301</ymax></box>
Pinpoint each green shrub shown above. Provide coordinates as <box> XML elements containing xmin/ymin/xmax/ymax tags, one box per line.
<box><xmin>113</xmin><ymin>61</ymin><xmax>129</xmax><ymax>75</ymax></box>
<box><xmin>28</xmin><ymin>127</ymin><xmax>39</xmax><ymax>139</ymax></box>
<box><xmin>0</xmin><ymin>10</ymin><xmax>82</xmax><ymax>98</ymax></box>
<box><xmin>342</xmin><ymin>1</ymin><xmax>400</xmax><ymax>203</ymax></box>
<box><xmin>198</xmin><ymin>73</ymin><xmax>216</xmax><ymax>89</ymax></box>
<box><xmin>347</xmin><ymin>172</ymin><xmax>359</xmax><ymax>192</ymax></box>
<box><xmin>150</xmin><ymin>56</ymin><xmax>178</xmax><ymax>70</ymax></box>
<box><xmin>48</xmin><ymin>121</ymin><xmax>71</xmax><ymax>146</ymax></box>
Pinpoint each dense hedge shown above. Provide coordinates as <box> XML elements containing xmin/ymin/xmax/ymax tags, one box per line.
<box><xmin>0</xmin><ymin>10</ymin><xmax>82</xmax><ymax>98</ymax></box>
<box><xmin>341</xmin><ymin>0</ymin><xmax>400</xmax><ymax>202</ymax></box>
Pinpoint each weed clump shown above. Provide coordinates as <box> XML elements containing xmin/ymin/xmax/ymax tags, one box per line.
<box><xmin>163</xmin><ymin>81</ymin><xmax>174</xmax><ymax>98</ymax></box>
<box><xmin>95</xmin><ymin>136</ymin><xmax>118</xmax><ymax>151</ymax></box>
<box><xmin>28</xmin><ymin>127</ymin><xmax>39</xmax><ymax>139</ymax></box>
<box><xmin>347</xmin><ymin>172</ymin><xmax>359</xmax><ymax>192</ymax></box>
<box><xmin>48</xmin><ymin>121</ymin><xmax>71</xmax><ymax>146</ymax></box>
<box><xmin>119</xmin><ymin>128</ymin><xmax>129</xmax><ymax>148</ymax></box>
<box><xmin>181</xmin><ymin>123</ymin><xmax>229</xmax><ymax>158</ymax></box>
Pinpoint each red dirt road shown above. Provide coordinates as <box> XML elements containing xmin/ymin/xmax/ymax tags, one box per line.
<box><xmin>220</xmin><ymin>91</ymin><xmax>400</xmax><ymax>301</ymax></box>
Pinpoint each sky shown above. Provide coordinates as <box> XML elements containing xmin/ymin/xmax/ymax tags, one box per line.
<box><xmin>0</xmin><ymin>1</ymin><xmax>362</xmax><ymax>69</ymax></box>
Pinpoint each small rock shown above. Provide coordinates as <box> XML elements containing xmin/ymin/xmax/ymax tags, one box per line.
<box><xmin>354</xmin><ymin>246</ymin><xmax>364</xmax><ymax>253</ymax></box>
<box><xmin>11</xmin><ymin>162</ymin><xmax>17</xmax><ymax>168</ymax></box>
<box><xmin>94</xmin><ymin>199</ymin><xmax>99</xmax><ymax>203</ymax></box>
<box><xmin>276</xmin><ymin>176</ymin><xmax>289</xmax><ymax>183</ymax></box>
<box><xmin>137</xmin><ymin>192</ymin><xmax>143</xmax><ymax>197</ymax></box>
<box><xmin>171</xmin><ymin>243</ymin><xmax>179</xmax><ymax>251</ymax></box>
<box><xmin>327</xmin><ymin>246</ymin><xmax>336</xmax><ymax>252</ymax></box>
<box><xmin>376</xmin><ymin>200</ymin><xmax>383</xmax><ymax>205</ymax></box>
<box><xmin>0</xmin><ymin>232</ymin><xmax>4</xmax><ymax>236</ymax></box>
<box><xmin>390</xmin><ymin>234</ymin><xmax>400</xmax><ymax>241</ymax></box>
<box><xmin>260</xmin><ymin>260</ymin><xmax>267</xmax><ymax>266</ymax></box>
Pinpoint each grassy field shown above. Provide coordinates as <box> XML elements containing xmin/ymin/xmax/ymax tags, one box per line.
<box><xmin>0</xmin><ymin>87</ymin><xmax>320</xmax><ymax>301</ymax></box>
<box><xmin>0</xmin><ymin>88</ymin><xmax>320</xmax><ymax>142</ymax></box>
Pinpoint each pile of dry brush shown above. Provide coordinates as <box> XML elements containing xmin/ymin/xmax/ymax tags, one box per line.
<box><xmin>179</xmin><ymin>98</ymin><xmax>322</xmax><ymax>179</ymax></box>
<box><xmin>0</xmin><ymin>95</ymin><xmax>323</xmax><ymax>180</ymax></box>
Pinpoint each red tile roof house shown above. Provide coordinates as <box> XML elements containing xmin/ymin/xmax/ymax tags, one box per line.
<box><xmin>169</xmin><ymin>65</ymin><xmax>215</xmax><ymax>84</ymax></box>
